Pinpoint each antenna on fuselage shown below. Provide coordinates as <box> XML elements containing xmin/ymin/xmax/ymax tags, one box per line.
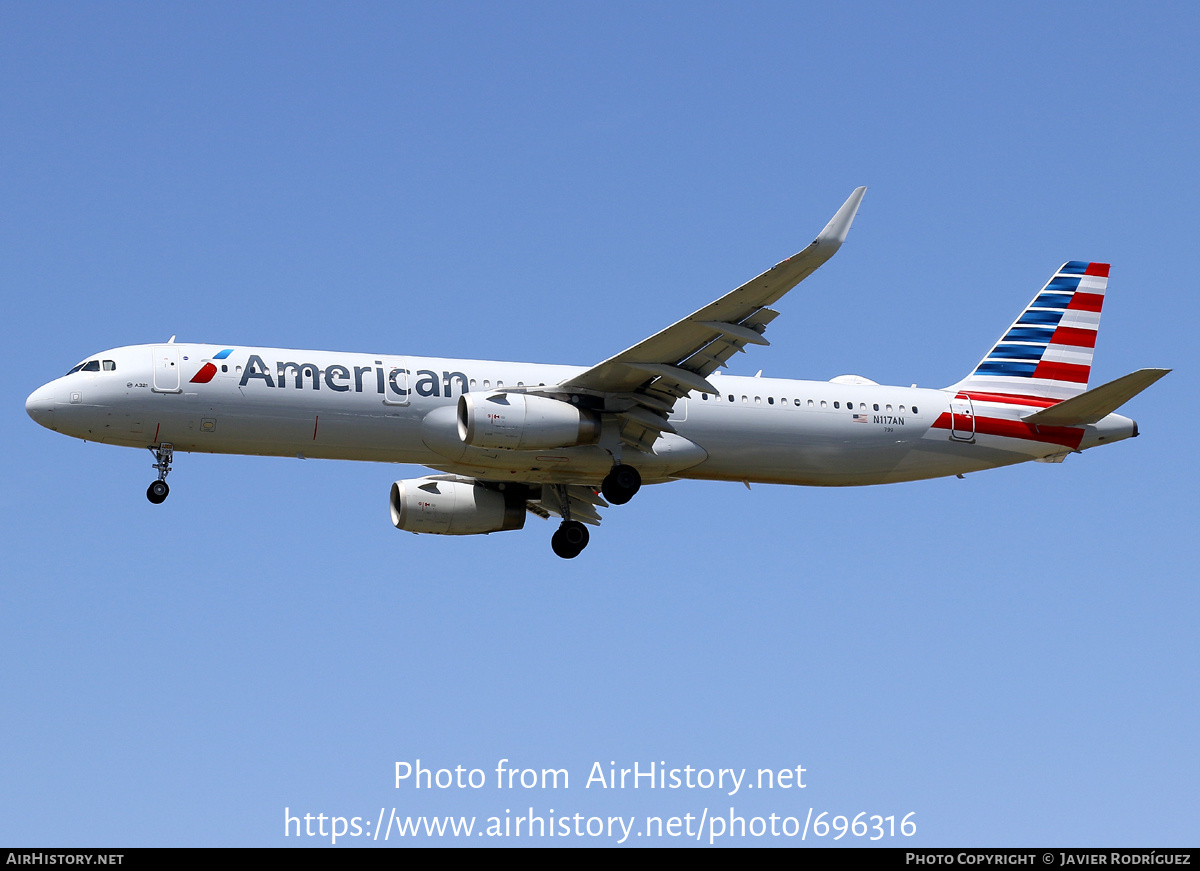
<box><xmin>168</xmin><ymin>335</ymin><xmax>176</xmax><ymax>344</ymax></box>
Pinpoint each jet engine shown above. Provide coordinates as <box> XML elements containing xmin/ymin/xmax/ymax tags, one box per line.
<box><xmin>457</xmin><ymin>392</ymin><xmax>600</xmax><ymax>451</ymax></box>
<box><xmin>390</xmin><ymin>477</ymin><xmax>527</xmax><ymax>535</ymax></box>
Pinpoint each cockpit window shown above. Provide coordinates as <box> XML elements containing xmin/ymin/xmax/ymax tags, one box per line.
<box><xmin>66</xmin><ymin>359</ymin><xmax>113</xmax><ymax>374</ymax></box>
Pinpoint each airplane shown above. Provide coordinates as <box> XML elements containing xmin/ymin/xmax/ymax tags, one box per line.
<box><xmin>25</xmin><ymin>188</ymin><xmax>1169</xmax><ymax>558</ymax></box>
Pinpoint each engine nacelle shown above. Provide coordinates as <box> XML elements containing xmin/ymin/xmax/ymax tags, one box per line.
<box><xmin>457</xmin><ymin>392</ymin><xmax>600</xmax><ymax>451</ymax></box>
<box><xmin>390</xmin><ymin>477</ymin><xmax>526</xmax><ymax>535</ymax></box>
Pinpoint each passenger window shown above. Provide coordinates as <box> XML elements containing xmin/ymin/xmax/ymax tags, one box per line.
<box><xmin>899</xmin><ymin>405</ymin><xmax>906</xmax><ymax>412</ymax></box>
<box><xmin>886</xmin><ymin>404</ymin><xmax>893</xmax><ymax>412</ymax></box>
<box><xmin>833</xmin><ymin>401</ymin><xmax>840</xmax><ymax>409</ymax></box>
<box><xmin>102</xmin><ymin>360</ymin><xmax>116</xmax><ymax>371</ymax></box>
<box><xmin>912</xmin><ymin>406</ymin><xmax>919</xmax><ymax>414</ymax></box>
<box><xmin>754</xmin><ymin>396</ymin><xmax>761</xmax><ymax>405</ymax></box>
<box><xmin>470</xmin><ymin>379</ymin><xmax>477</xmax><ymax>388</ymax></box>
<box><xmin>221</xmin><ymin>365</ymin><xmax>228</xmax><ymax>373</ymax></box>
<box><xmin>728</xmin><ymin>395</ymin><xmax>734</xmax><ymax>402</ymax></box>
<box><xmin>873</xmin><ymin>403</ymin><xmax>879</xmax><ymax>411</ymax></box>
<box><xmin>82</xmin><ymin>360</ymin><xmax>100</xmax><ymax>372</ymax></box>
<box><xmin>820</xmin><ymin>400</ymin><xmax>827</xmax><ymax>409</ymax></box>
<box><xmin>768</xmin><ymin>396</ymin><xmax>774</xmax><ymax>405</ymax></box>
<box><xmin>483</xmin><ymin>380</ymin><xmax>490</xmax><ymax>389</ymax></box>
<box><xmin>741</xmin><ymin>396</ymin><xmax>748</xmax><ymax>404</ymax></box>
<box><xmin>807</xmin><ymin>399</ymin><xmax>813</xmax><ymax>407</ymax></box>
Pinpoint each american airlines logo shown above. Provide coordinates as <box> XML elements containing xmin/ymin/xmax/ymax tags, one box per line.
<box><xmin>189</xmin><ymin>348</ymin><xmax>234</xmax><ymax>384</ymax></box>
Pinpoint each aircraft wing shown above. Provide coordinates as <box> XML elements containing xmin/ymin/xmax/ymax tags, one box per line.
<box><xmin>556</xmin><ymin>187</ymin><xmax>866</xmax><ymax>451</ymax></box>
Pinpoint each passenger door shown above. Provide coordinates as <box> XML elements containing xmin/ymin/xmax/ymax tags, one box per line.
<box><xmin>151</xmin><ymin>346</ymin><xmax>182</xmax><ymax>393</ymax></box>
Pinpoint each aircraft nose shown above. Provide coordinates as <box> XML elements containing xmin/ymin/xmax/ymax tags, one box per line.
<box><xmin>25</xmin><ymin>383</ymin><xmax>57</xmax><ymax>428</ymax></box>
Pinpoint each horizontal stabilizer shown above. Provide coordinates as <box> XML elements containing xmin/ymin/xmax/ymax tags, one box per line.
<box><xmin>1023</xmin><ymin>368</ymin><xmax>1170</xmax><ymax>426</ymax></box>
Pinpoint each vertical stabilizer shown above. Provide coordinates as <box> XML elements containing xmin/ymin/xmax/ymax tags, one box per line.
<box><xmin>951</xmin><ymin>262</ymin><xmax>1108</xmax><ymax>402</ymax></box>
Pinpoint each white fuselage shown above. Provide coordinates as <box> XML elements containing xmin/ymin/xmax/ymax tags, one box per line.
<box><xmin>25</xmin><ymin>343</ymin><xmax>1138</xmax><ymax>488</ymax></box>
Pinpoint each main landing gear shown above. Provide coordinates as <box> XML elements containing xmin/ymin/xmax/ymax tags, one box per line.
<box><xmin>146</xmin><ymin>443</ymin><xmax>173</xmax><ymax>504</ymax></box>
<box><xmin>549</xmin><ymin>465</ymin><xmax>641</xmax><ymax>559</ymax></box>
<box><xmin>601</xmin><ymin>463</ymin><xmax>641</xmax><ymax>505</ymax></box>
<box><xmin>550</xmin><ymin>483</ymin><xmax>590</xmax><ymax>559</ymax></box>
<box><xmin>551</xmin><ymin>520</ymin><xmax>589</xmax><ymax>559</ymax></box>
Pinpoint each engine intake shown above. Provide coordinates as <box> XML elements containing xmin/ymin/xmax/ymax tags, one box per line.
<box><xmin>390</xmin><ymin>477</ymin><xmax>526</xmax><ymax>535</ymax></box>
<box><xmin>457</xmin><ymin>392</ymin><xmax>600</xmax><ymax>451</ymax></box>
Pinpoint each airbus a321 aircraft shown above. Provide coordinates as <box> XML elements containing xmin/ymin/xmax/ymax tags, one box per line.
<box><xmin>25</xmin><ymin>188</ymin><xmax>1168</xmax><ymax>558</ymax></box>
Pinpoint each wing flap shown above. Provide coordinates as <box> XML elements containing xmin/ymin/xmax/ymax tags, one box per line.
<box><xmin>621</xmin><ymin>363</ymin><xmax>719</xmax><ymax>396</ymax></box>
<box><xmin>535</xmin><ymin>484</ymin><xmax>608</xmax><ymax>527</ymax></box>
<box><xmin>696</xmin><ymin>319</ymin><xmax>771</xmax><ymax>346</ymax></box>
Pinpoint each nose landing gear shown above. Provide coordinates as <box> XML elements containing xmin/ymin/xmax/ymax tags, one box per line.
<box><xmin>146</xmin><ymin>443</ymin><xmax>173</xmax><ymax>504</ymax></box>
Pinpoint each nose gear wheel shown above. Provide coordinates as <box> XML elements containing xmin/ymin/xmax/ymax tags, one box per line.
<box><xmin>146</xmin><ymin>443</ymin><xmax>174</xmax><ymax>504</ymax></box>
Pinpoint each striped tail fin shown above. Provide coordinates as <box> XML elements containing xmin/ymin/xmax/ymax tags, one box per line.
<box><xmin>951</xmin><ymin>261</ymin><xmax>1108</xmax><ymax>402</ymax></box>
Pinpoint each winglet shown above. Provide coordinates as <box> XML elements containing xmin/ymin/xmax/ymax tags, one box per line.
<box><xmin>814</xmin><ymin>186</ymin><xmax>867</xmax><ymax>249</ymax></box>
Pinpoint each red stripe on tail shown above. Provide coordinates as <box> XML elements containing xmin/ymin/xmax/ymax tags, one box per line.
<box><xmin>1033</xmin><ymin>361</ymin><xmax>1090</xmax><ymax>383</ymax></box>
<box><xmin>1049</xmin><ymin>326</ymin><xmax>1098</xmax><ymax>348</ymax></box>
<box><xmin>1068</xmin><ymin>292</ymin><xmax>1104</xmax><ymax>312</ymax></box>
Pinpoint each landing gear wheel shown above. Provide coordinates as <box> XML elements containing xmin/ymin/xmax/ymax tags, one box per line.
<box><xmin>147</xmin><ymin>480</ymin><xmax>169</xmax><ymax>504</ymax></box>
<box><xmin>146</xmin><ymin>443</ymin><xmax>174</xmax><ymax>504</ymax></box>
<box><xmin>601</xmin><ymin>463</ymin><xmax>641</xmax><ymax>505</ymax></box>
<box><xmin>551</xmin><ymin>520</ymin><xmax>590</xmax><ymax>559</ymax></box>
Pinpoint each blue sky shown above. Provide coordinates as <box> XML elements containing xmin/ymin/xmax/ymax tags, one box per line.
<box><xmin>2</xmin><ymin>1</ymin><xmax>1197</xmax><ymax>846</ymax></box>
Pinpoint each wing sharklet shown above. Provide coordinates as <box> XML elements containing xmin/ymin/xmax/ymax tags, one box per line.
<box><xmin>556</xmin><ymin>189</ymin><xmax>865</xmax><ymax>396</ymax></box>
<box><xmin>814</xmin><ymin>186</ymin><xmax>868</xmax><ymax>248</ymax></box>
